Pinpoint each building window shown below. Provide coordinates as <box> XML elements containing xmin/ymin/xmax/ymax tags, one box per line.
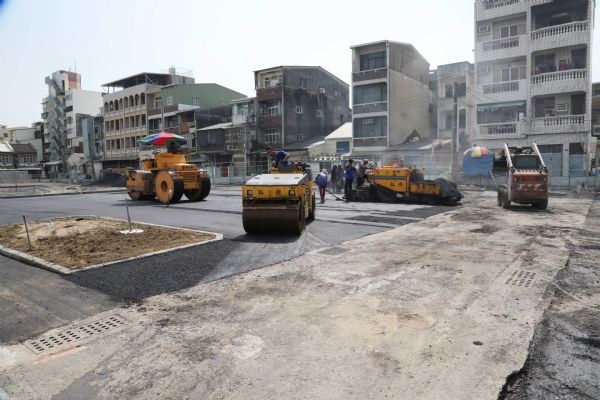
<box><xmin>299</xmin><ymin>78</ymin><xmax>307</xmax><ymax>89</ymax></box>
<box><xmin>265</xmin><ymin>128</ymin><xmax>281</xmax><ymax>144</ymax></box>
<box><xmin>264</xmin><ymin>75</ymin><xmax>282</xmax><ymax>88</ymax></box>
<box><xmin>334</xmin><ymin>89</ymin><xmax>339</xmax><ymax>97</ymax></box>
<box><xmin>360</xmin><ymin>51</ymin><xmax>386</xmax><ymax>71</ymax></box>
<box><xmin>155</xmin><ymin>97</ymin><xmax>162</xmax><ymax>108</ymax></box>
<box><xmin>140</xmin><ymin>93</ymin><xmax>146</xmax><ymax>105</ymax></box>
<box><xmin>353</xmin><ymin>116</ymin><xmax>387</xmax><ymax>138</ymax></box>
<box><xmin>354</xmin><ymin>83</ymin><xmax>387</xmax><ymax>104</ymax></box>
<box><xmin>207</xmin><ymin>132</ymin><xmax>218</xmax><ymax>145</ymax></box>
<box><xmin>166</xmin><ymin>96</ymin><xmax>173</xmax><ymax>106</ymax></box>
<box><xmin>315</xmin><ymin>110</ymin><xmax>322</xmax><ymax>118</ymax></box>
<box><xmin>141</xmin><ymin>115</ymin><xmax>146</xmax><ymax>126</ymax></box>
<box><xmin>296</xmin><ymin>106</ymin><xmax>303</xmax><ymax>114</ymax></box>
<box><xmin>296</xmin><ymin>133</ymin><xmax>303</xmax><ymax>142</ymax></box>
<box><xmin>336</xmin><ymin>141</ymin><xmax>350</xmax><ymax>154</ymax></box>
<box><xmin>445</xmin><ymin>84</ymin><xmax>453</xmax><ymax>98</ymax></box>
<box><xmin>500</xmin><ymin>25</ymin><xmax>518</xmax><ymax>39</ymax></box>
<box><xmin>192</xmin><ymin>98</ymin><xmax>201</xmax><ymax>106</ymax></box>
<box><xmin>260</xmin><ymin>101</ymin><xmax>280</xmax><ymax>116</ymax></box>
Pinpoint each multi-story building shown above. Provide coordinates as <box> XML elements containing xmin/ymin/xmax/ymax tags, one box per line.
<box><xmin>474</xmin><ymin>0</ymin><xmax>595</xmax><ymax>177</ymax></box>
<box><xmin>41</xmin><ymin>71</ymin><xmax>102</xmax><ymax>166</ymax></box>
<box><xmin>100</xmin><ymin>69</ymin><xmax>194</xmax><ymax>170</ymax></box>
<box><xmin>254</xmin><ymin>66</ymin><xmax>351</xmax><ymax>150</ymax></box>
<box><xmin>7</xmin><ymin>124</ymin><xmax>45</xmax><ymax>163</ymax></box>
<box><xmin>350</xmin><ymin>40</ymin><xmax>433</xmax><ymax>155</ymax></box>
<box><xmin>435</xmin><ymin>62</ymin><xmax>476</xmax><ymax>148</ymax></box>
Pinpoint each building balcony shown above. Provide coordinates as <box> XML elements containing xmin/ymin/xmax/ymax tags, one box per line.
<box><xmin>353</xmin><ymin>101</ymin><xmax>388</xmax><ymax>115</ymax></box>
<box><xmin>474</xmin><ymin>122</ymin><xmax>526</xmax><ymax>140</ymax></box>
<box><xmin>592</xmin><ymin>124</ymin><xmax>600</xmax><ymax>137</ymax></box>
<box><xmin>530</xmin><ymin>21</ymin><xmax>590</xmax><ymax>52</ymax></box>
<box><xmin>102</xmin><ymin>149</ymin><xmax>140</xmax><ymax>160</ymax></box>
<box><xmin>530</xmin><ymin>69</ymin><xmax>588</xmax><ymax>97</ymax></box>
<box><xmin>475</xmin><ymin>0</ymin><xmax>529</xmax><ymax>21</ymax></box>
<box><xmin>257</xmin><ymin>114</ymin><xmax>282</xmax><ymax>129</ymax></box>
<box><xmin>256</xmin><ymin>87</ymin><xmax>283</xmax><ymax>102</ymax></box>
<box><xmin>352</xmin><ymin>68</ymin><xmax>387</xmax><ymax>83</ymax></box>
<box><xmin>530</xmin><ymin>115</ymin><xmax>588</xmax><ymax>135</ymax></box>
<box><xmin>479</xmin><ymin>80</ymin><xmax>526</xmax><ymax>102</ymax></box>
<box><xmin>477</xmin><ymin>36</ymin><xmax>526</xmax><ymax>63</ymax></box>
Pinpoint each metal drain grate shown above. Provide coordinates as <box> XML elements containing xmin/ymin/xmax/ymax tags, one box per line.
<box><xmin>24</xmin><ymin>315</ymin><xmax>127</xmax><ymax>354</ymax></box>
<box><xmin>318</xmin><ymin>247</ymin><xmax>350</xmax><ymax>256</ymax></box>
<box><xmin>505</xmin><ymin>270</ymin><xmax>537</xmax><ymax>287</ymax></box>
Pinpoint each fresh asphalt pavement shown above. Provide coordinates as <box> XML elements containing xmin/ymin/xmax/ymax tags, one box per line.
<box><xmin>0</xmin><ymin>188</ymin><xmax>457</xmax><ymax>344</ymax></box>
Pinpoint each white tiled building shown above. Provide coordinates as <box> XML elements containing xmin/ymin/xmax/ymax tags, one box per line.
<box><xmin>473</xmin><ymin>0</ymin><xmax>595</xmax><ymax>177</ymax></box>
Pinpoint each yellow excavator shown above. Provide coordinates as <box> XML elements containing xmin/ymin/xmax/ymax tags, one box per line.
<box><xmin>125</xmin><ymin>151</ymin><xmax>211</xmax><ymax>204</ymax></box>
<box><xmin>242</xmin><ymin>163</ymin><xmax>315</xmax><ymax>235</ymax></box>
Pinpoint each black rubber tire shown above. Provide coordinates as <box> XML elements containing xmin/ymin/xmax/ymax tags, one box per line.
<box><xmin>307</xmin><ymin>193</ymin><xmax>316</xmax><ymax>222</ymax></box>
<box><xmin>290</xmin><ymin>199</ymin><xmax>306</xmax><ymax>235</ymax></box>
<box><xmin>502</xmin><ymin>191</ymin><xmax>511</xmax><ymax>209</ymax></box>
<box><xmin>128</xmin><ymin>190</ymin><xmax>143</xmax><ymax>200</ymax></box>
<box><xmin>199</xmin><ymin>177</ymin><xmax>211</xmax><ymax>200</ymax></box>
<box><xmin>497</xmin><ymin>191</ymin><xmax>502</xmax><ymax>207</ymax></box>
<box><xmin>184</xmin><ymin>189</ymin><xmax>203</xmax><ymax>202</ymax></box>
<box><xmin>171</xmin><ymin>179</ymin><xmax>185</xmax><ymax>203</ymax></box>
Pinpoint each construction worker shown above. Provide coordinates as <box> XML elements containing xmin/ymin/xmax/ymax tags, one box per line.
<box><xmin>357</xmin><ymin>158</ymin><xmax>372</xmax><ymax>187</ymax></box>
<box><xmin>316</xmin><ymin>169</ymin><xmax>328</xmax><ymax>203</ymax></box>
<box><xmin>344</xmin><ymin>159</ymin><xmax>357</xmax><ymax>198</ymax></box>
<box><xmin>266</xmin><ymin>146</ymin><xmax>289</xmax><ymax>167</ymax></box>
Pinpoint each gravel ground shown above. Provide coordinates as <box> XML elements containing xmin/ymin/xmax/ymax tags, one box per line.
<box><xmin>501</xmin><ymin>197</ymin><xmax>600</xmax><ymax>400</ymax></box>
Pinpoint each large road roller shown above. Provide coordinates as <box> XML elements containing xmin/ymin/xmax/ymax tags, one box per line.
<box><xmin>242</xmin><ymin>163</ymin><xmax>315</xmax><ymax>235</ymax></box>
<box><xmin>125</xmin><ymin>151</ymin><xmax>211</xmax><ymax>204</ymax></box>
<box><xmin>346</xmin><ymin>166</ymin><xmax>462</xmax><ymax>205</ymax></box>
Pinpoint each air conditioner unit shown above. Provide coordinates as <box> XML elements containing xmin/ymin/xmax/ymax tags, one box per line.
<box><xmin>319</xmin><ymin>88</ymin><xmax>326</xmax><ymax>94</ymax></box>
<box><xmin>478</xmin><ymin>25</ymin><xmax>490</xmax><ymax>34</ymax></box>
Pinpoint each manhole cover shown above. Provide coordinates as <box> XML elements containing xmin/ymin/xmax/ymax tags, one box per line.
<box><xmin>319</xmin><ymin>247</ymin><xmax>351</xmax><ymax>256</ymax></box>
<box><xmin>505</xmin><ymin>270</ymin><xmax>536</xmax><ymax>287</ymax></box>
<box><xmin>24</xmin><ymin>315</ymin><xmax>127</xmax><ymax>354</ymax></box>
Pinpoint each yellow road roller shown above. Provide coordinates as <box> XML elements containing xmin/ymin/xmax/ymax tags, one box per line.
<box><xmin>242</xmin><ymin>163</ymin><xmax>315</xmax><ymax>235</ymax></box>
<box><xmin>125</xmin><ymin>151</ymin><xmax>211</xmax><ymax>204</ymax></box>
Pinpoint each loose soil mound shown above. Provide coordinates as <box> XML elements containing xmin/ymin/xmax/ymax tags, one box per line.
<box><xmin>0</xmin><ymin>216</ymin><xmax>215</xmax><ymax>269</ymax></box>
<box><xmin>95</xmin><ymin>173</ymin><xmax>126</xmax><ymax>187</ymax></box>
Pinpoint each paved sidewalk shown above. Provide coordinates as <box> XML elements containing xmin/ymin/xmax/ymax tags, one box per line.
<box><xmin>0</xmin><ymin>192</ymin><xmax>593</xmax><ymax>399</ymax></box>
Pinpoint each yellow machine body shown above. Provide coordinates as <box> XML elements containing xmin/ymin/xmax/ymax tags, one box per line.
<box><xmin>126</xmin><ymin>151</ymin><xmax>211</xmax><ymax>204</ymax></box>
<box><xmin>242</xmin><ymin>164</ymin><xmax>315</xmax><ymax>235</ymax></box>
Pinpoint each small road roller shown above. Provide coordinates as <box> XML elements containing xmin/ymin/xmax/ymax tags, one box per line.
<box><xmin>125</xmin><ymin>151</ymin><xmax>211</xmax><ymax>204</ymax></box>
<box><xmin>346</xmin><ymin>166</ymin><xmax>462</xmax><ymax>205</ymax></box>
<box><xmin>242</xmin><ymin>163</ymin><xmax>315</xmax><ymax>235</ymax></box>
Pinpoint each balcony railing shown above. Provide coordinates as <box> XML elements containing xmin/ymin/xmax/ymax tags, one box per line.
<box><xmin>479</xmin><ymin>0</ymin><xmax>520</xmax><ymax>10</ymax></box>
<box><xmin>353</xmin><ymin>101</ymin><xmax>388</xmax><ymax>114</ymax></box>
<box><xmin>482</xmin><ymin>36</ymin><xmax>520</xmax><ymax>52</ymax></box>
<box><xmin>353</xmin><ymin>68</ymin><xmax>387</xmax><ymax>82</ymax></box>
<box><xmin>531</xmin><ymin>21</ymin><xmax>589</xmax><ymax>40</ymax></box>
<box><xmin>479</xmin><ymin>122</ymin><xmax>521</xmax><ymax>135</ymax></box>
<box><xmin>531</xmin><ymin>69</ymin><xmax>587</xmax><ymax>85</ymax></box>
<box><xmin>482</xmin><ymin>81</ymin><xmax>520</xmax><ymax>94</ymax></box>
<box><xmin>533</xmin><ymin>115</ymin><xmax>585</xmax><ymax>129</ymax></box>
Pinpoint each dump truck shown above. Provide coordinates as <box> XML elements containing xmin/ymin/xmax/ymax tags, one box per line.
<box><xmin>125</xmin><ymin>151</ymin><xmax>211</xmax><ymax>204</ymax></box>
<box><xmin>345</xmin><ymin>166</ymin><xmax>463</xmax><ymax>205</ymax></box>
<box><xmin>242</xmin><ymin>163</ymin><xmax>315</xmax><ymax>235</ymax></box>
<box><xmin>495</xmin><ymin>143</ymin><xmax>548</xmax><ymax>210</ymax></box>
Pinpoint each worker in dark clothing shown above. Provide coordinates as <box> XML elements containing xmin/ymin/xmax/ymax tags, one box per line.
<box><xmin>357</xmin><ymin>159</ymin><xmax>372</xmax><ymax>187</ymax></box>
<box><xmin>344</xmin><ymin>159</ymin><xmax>356</xmax><ymax>198</ymax></box>
<box><xmin>316</xmin><ymin>169</ymin><xmax>328</xmax><ymax>203</ymax></box>
<box><xmin>266</xmin><ymin>146</ymin><xmax>289</xmax><ymax>167</ymax></box>
<box><xmin>331</xmin><ymin>164</ymin><xmax>338</xmax><ymax>192</ymax></box>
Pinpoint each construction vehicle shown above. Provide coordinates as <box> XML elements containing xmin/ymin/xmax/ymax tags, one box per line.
<box><xmin>345</xmin><ymin>166</ymin><xmax>463</xmax><ymax>205</ymax></box>
<box><xmin>242</xmin><ymin>163</ymin><xmax>315</xmax><ymax>235</ymax></box>
<box><xmin>125</xmin><ymin>151</ymin><xmax>211</xmax><ymax>204</ymax></box>
<box><xmin>494</xmin><ymin>143</ymin><xmax>548</xmax><ymax>210</ymax></box>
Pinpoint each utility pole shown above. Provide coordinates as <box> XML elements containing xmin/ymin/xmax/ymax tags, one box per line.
<box><xmin>452</xmin><ymin>81</ymin><xmax>460</xmax><ymax>183</ymax></box>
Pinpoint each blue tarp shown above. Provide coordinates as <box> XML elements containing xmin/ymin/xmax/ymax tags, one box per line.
<box><xmin>462</xmin><ymin>154</ymin><xmax>494</xmax><ymax>177</ymax></box>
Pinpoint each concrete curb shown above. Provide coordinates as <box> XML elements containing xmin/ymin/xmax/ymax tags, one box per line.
<box><xmin>0</xmin><ymin>188</ymin><xmax>126</xmax><ymax>200</ymax></box>
<box><xmin>0</xmin><ymin>215</ymin><xmax>223</xmax><ymax>275</ymax></box>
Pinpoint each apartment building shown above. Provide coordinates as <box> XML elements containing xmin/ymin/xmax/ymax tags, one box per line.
<box><xmin>474</xmin><ymin>0</ymin><xmax>595</xmax><ymax>177</ymax></box>
<box><xmin>435</xmin><ymin>62</ymin><xmax>476</xmax><ymax>148</ymax></box>
<box><xmin>41</xmin><ymin>70</ymin><xmax>102</xmax><ymax>166</ymax></box>
<box><xmin>350</xmin><ymin>40</ymin><xmax>433</xmax><ymax>155</ymax></box>
<box><xmin>254</xmin><ymin>66</ymin><xmax>351</xmax><ymax>150</ymax></box>
<box><xmin>6</xmin><ymin>124</ymin><xmax>45</xmax><ymax>162</ymax></box>
<box><xmin>100</xmin><ymin>69</ymin><xmax>194</xmax><ymax>170</ymax></box>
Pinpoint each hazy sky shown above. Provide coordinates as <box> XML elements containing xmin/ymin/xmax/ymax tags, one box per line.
<box><xmin>0</xmin><ymin>0</ymin><xmax>599</xmax><ymax>127</ymax></box>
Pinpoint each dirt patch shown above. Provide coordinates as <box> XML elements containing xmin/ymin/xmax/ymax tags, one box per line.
<box><xmin>0</xmin><ymin>216</ymin><xmax>215</xmax><ymax>269</ymax></box>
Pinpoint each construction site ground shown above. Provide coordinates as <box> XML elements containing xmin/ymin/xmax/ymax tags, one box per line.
<box><xmin>0</xmin><ymin>216</ymin><xmax>216</xmax><ymax>269</ymax></box>
<box><xmin>0</xmin><ymin>189</ymin><xmax>598</xmax><ymax>399</ymax></box>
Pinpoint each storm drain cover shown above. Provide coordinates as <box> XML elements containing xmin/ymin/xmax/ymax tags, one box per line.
<box><xmin>319</xmin><ymin>247</ymin><xmax>351</xmax><ymax>256</ymax></box>
<box><xmin>24</xmin><ymin>315</ymin><xmax>127</xmax><ymax>354</ymax></box>
<box><xmin>505</xmin><ymin>270</ymin><xmax>536</xmax><ymax>287</ymax></box>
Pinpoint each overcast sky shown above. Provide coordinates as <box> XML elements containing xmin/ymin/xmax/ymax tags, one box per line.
<box><xmin>0</xmin><ymin>0</ymin><xmax>599</xmax><ymax>127</ymax></box>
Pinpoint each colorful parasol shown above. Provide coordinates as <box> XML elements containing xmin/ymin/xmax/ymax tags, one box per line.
<box><xmin>140</xmin><ymin>132</ymin><xmax>187</xmax><ymax>146</ymax></box>
<box><xmin>463</xmin><ymin>146</ymin><xmax>489</xmax><ymax>158</ymax></box>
